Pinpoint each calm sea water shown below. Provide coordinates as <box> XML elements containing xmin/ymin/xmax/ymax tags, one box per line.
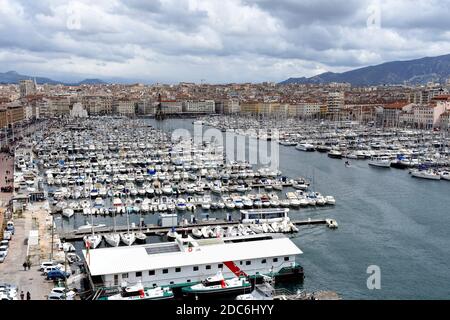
<box><xmin>60</xmin><ymin>119</ymin><xmax>450</xmax><ymax>299</ymax></box>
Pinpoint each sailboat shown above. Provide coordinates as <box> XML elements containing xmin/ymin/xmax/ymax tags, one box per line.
<box><xmin>135</xmin><ymin>213</ymin><xmax>147</xmax><ymax>244</ymax></box>
<box><xmin>120</xmin><ymin>207</ymin><xmax>136</xmax><ymax>246</ymax></box>
<box><xmin>104</xmin><ymin>209</ymin><xmax>120</xmax><ymax>247</ymax></box>
<box><xmin>83</xmin><ymin>212</ymin><xmax>102</xmax><ymax>249</ymax></box>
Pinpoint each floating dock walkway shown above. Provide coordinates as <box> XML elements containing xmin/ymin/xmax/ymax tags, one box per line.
<box><xmin>60</xmin><ymin>218</ymin><xmax>337</xmax><ymax>241</ymax></box>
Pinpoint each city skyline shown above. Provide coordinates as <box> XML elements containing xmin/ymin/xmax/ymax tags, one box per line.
<box><xmin>0</xmin><ymin>0</ymin><xmax>450</xmax><ymax>84</ymax></box>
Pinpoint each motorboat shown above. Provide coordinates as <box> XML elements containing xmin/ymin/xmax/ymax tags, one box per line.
<box><xmin>295</xmin><ymin>143</ymin><xmax>315</xmax><ymax>152</ymax></box>
<box><xmin>182</xmin><ymin>271</ymin><xmax>251</xmax><ymax>297</ymax></box>
<box><xmin>327</xmin><ymin>150</ymin><xmax>342</xmax><ymax>159</ymax></box>
<box><xmin>176</xmin><ymin>198</ymin><xmax>187</xmax><ymax>211</ymax></box>
<box><xmin>325</xmin><ymin>196</ymin><xmax>336</xmax><ymax>205</ymax></box>
<box><xmin>104</xmin><ymin>283</ymin><xmax>174</xmax><ymax>301</ymax></box>
<box><xmin>62</xmin><ymin>208</ymin><xmax>74</xmax><ymax>218</ymax></box>
<box><xmin>411</xmin><ymin>170</ymin><xmax>441</xmax><ymax>180</ymax></box>
<box><xmin>368</xmin><ymin>155</ymin><xmax>391</xmax><ymax>168</ymax></box>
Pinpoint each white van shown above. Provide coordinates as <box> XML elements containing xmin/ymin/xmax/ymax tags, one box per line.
<box><xmin>39</xmin><ymin>261</ymin><xmax>57</xmax><ymax>271</ymax></box>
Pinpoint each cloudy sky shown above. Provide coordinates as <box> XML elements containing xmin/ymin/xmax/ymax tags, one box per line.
<box><xmin>0</xmin><ymin>0</ymin><xmax>449</xmax><ymax>83</ymax></box>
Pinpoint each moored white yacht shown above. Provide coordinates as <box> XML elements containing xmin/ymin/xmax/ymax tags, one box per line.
<box><xmin>368</xmin><ymin>155</ymin><xmax>391</xmax><ymax>168</ymax></box>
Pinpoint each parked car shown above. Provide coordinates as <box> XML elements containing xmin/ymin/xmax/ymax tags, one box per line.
<box><xmin>0</xmin><ymin>240</ymin><xmax>8</xmax><ymax>247</ymax></box>
<box><xmin>0</xmin><ymin>284</ymin><xmax>17</xmax><ymax>299</ymax></box>
<box><xmin>0</xmin><ymin>252</ymin><xmax>6</xmax><ymax>263</ymax></box>
<box><xmin>46</xmin><ymin>270</ymin><xmax>70</xmax><ymax>281</ymax></box>
<box><xmin>42</xmin><ymin>264</ymin><xmax>64</xmax><ymax>275</ymax></box>
<box><xmin>48</xmin><ymin>287</ymin><xmax>76</xmax><ymax>300</ymax></box>
<box><xmin>0</xmin><ymin>246</ymin><xmax>8</xmax><ymax>257</ymax></box>
<box><xmin>6</xmin><ymin>221</ymin><xmax>14</xmax><ymax>234</ymax></box>
<box><xmin>2</xmin><ymin>231</ymin><xmax>12</xmax><ymax>240</ymax></box>
<box><xmin>39</xmin><ymin>260</ymin><xmax>57</xmax><ymax>271</ymax></box>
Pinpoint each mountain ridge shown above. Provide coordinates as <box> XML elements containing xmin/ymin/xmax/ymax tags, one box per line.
<box><xmin>280</xmin><ymin>54</ymin><xmax>450</xmax><ymax>86</ymax></box>
<box><xmin>0</xmin><ymin>70</ymin><xmax>107</xmax><ymax>86</ymax></box>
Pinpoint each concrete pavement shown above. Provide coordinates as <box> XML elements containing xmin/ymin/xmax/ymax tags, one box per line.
<box><xmin>0</xmin><ymin>201</ymin><xmax>59</xmax><ymax>300</ymax></box>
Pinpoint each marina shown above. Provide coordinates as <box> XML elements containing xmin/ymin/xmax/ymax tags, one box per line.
<box><xmin>199</xmin><ymin>115</ymin><xmax>450</xmax><ymax>180</ymax></box>
<box><xmin>3</xmin><ymin>116</ymin><xmax>450</xmax><ymax>300</ymax></box>
<box><xmin>7</xmin><ymin>117</ymin><xmax>341</xmax><ymax>300</ymax></box>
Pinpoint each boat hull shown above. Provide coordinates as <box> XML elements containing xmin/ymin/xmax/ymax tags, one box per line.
<box><xmin>182</xmin><ymin>285</ymin><xmax>253</xmax><ymax>299</ymax></box>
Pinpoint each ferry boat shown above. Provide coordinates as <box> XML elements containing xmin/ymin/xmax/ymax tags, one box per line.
<box><xmin>82</xmin><ymin>233</ymin><xmax>303</xmax><ymax>297</ymax></box>
<box><xmin>102</xmin><ymin>282</ymin><xmax>174</xmax><ymax>300</ymax></box>
<box><xmin>182</xmin><ymin>271</ymin><xmax>251</xmax><ymax>298</ymax></box>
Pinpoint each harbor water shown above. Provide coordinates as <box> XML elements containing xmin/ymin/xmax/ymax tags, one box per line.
<box><xmin>59</xmin><ymin>119</ymin><xmax>450</xmax><ymax>299</ymax></box>
<box><xmin>159</xmin><ymin>119</ymin><xmax>450</xmax><ymax>299</ymax></box>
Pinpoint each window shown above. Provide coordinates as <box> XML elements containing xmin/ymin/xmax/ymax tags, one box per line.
<box><xmin>218</xmin><ymin>264</ymin><xmax>223</xmax><ymax>269</ymax></box>
<box><xmin>284</xmin><ymin>257</ymin><xmax>290</xmax><ymax>262</ymax></box>
<box><xmin>193</xmin><ymin>266</ymin><xmax>199</xmax><ymax>271</ymax></box>
<box><xmin>246</xmin><ymin>261</ymin><xmax>251</xmax><ymax>266</ymax></box>
<box><xmin>136</xmin><ymin>271</ymin><xmax>142</xmax><ymax>277</ymax></box>
<box><xmin>149</xmin><ymin>270</ymin><xmax>155</xmax><ymax>276</ymax></box>
<box><xmin>187</xmin><ymin>279</ymin><xmax>191</xmax><ymax>283</ymax></box>
<box><xmin>261</xmin><ymin>259</ymin><xmax>266</xmax><ymax>264</ymax></box>
<box><xmin>170</xmin><ymin>281</ymin><xmax>174</xmax><ymax>285</ymax></box>
<box><xmin>122</xmin><ymin>273</ymin><xmax>128</xmax><ymax>279</ymax></box>
<box><xmin>153</xmin><ymin>284</ymin><xmax>157</xmax><ymax>288</ymax></box>
<box><xmin>175</xmin><ymin>267</ymin><xmax>181</xmax><ymax>273</ymax></box>
<box><xmin>206</xmin><ymin>265</ymin><xmax>211</xmax><ymax>270</ymax></box>
<box><xmin>273</xmin><ymin>258</ymin><xmax>278</xmax><ymax>263</ymax></box>
<box><xmin>239</xmin><ymin>261</ymin><xmax>243</xmax><ymax>265</ymax></box>
<box><xmin>163</xmin><ymin>269</ymin><xmax>168</xmax><ymax>274</ymax></box>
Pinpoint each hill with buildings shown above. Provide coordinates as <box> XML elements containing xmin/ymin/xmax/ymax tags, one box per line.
<box><xmin>281</xmin><ymin>54</ymin><xmax>450</xmax><ymax>86</ymax></box>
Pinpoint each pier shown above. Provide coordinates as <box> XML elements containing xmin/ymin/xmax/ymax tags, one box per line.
<box><xmin>59</xmin><ymin>218</ymin><xmax>334</xmax><ymax>241</ymax></box>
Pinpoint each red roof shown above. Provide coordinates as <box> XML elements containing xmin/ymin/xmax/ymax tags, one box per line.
<box><xmin>384</xmin><ymin>101</ymin><xmax>409</xmax><ymax>110</ymax></box>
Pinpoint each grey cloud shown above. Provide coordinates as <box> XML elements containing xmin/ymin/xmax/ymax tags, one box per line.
<box><xmin>0</xmin><ymin>0</ymin><xmax>448</xmax><ymax>83</ymax></box>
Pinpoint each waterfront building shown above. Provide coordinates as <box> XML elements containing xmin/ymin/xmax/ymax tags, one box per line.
<box><xmin>381</xmin><ymin>101</ymin><xmax>412</xmax><ymax>127</ymax></box>
<box><xmin>48</xmin><ymin>96</ymin><xmax>72</xmax><ymax>116</ymax></box>
<box><xmin>240</xmin><ymin>101</ymin><xmax>283</xmax><ymax>115</ymax></box>
<box><xmin>113</xmin><ymin>99</ymin><xmax>137</xmax><ymax>116</ymax></box>
<box><xmin>183</xmin><ymin>100</ymin><xmax>215</xmax><ymax>113</ymax></box>
<box><xmin>83</xmin><ymin>234</ymin><xmax>303</xmax><ymax>291</ymax></box>
<box><xmin>222</xmin><ymin>99</ymin><xmax>240</xmax><ymax>114</ymax></box>
<box><xmin>411</xmin><ymin>100</ymin><xmax>448</xmax><ymax>129</ymax></box>
<box><xmin>288</xmin><ymin>102</ymin><xmax>323</xmax><ymax>119</ymax></box>
<box><xmin>160</xmin><ymin>100</ymin><xmax>183</xmax><ymax>114</ymax></box>
<box><xmin>82</xmin><ymin>96</ymin><xmax>113</xmax><ymax>115</ymax></box>
<box><xmin>137</xmin><ymin>99</ymin><xmax>156</xmax><ymax>115</ymax></box>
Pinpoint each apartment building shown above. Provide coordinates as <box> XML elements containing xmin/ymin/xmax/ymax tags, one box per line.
<box><xmin>160</xmin><ymin>100</ymin><xmax>183</xmax><ymax>114</ymax></box>
<box><xmin>19</xmin><ymin>79</ymin><xmax>37</xmax><ymax>98</ymax></box>
<box><xmin>113</xmin><ymin>99</ymin><xmax>137</xmax><ymax>116</ymax></box>
<box><xmin>183</xmin><ymin>100</ymin><xmax>215</xmax><ymax>113</ymax></box>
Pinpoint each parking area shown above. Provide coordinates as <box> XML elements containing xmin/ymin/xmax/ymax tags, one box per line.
<box><xmin>0</xmin><ymin>216</ymin><xmax>55</xmax><ymax>300</ymax></box>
